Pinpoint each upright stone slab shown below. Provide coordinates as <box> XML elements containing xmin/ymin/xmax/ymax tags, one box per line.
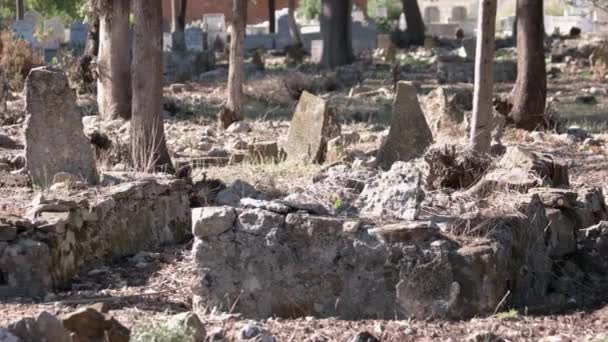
<box><xmin>69</xmin><ymin>22</ymin><xmax>88</xmax><ymax>48</ymax></box>
<box><xmin>284</xmin><ymin>91</ymin><xmax>340</xmax><ymax>163</ymax></box>
<box><xmin>25</xmin><ymin>67</ymin><xmax>98</xmax><ymax>186</ymax></box>
<box><xmin>376</xmin><ymin>81</ymin><xmax>433</xmax><ymax>170</ymax></box>
<box><xmin>310</xmin><ymin>40</ymin><xmax>323</xmax><ymax>63</ymax></box>
<box><xmin>185</xmin><ymin>27</ymin><xmax>205</xmax><ymax>51</ymax></box>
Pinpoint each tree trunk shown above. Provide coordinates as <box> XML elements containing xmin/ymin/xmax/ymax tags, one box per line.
<box><xmin>320</xmin><ymin>0</ymin><xmax>354</xmax><ymax>69</ymax></box>
<box><xmin>510</xmin><ymin>0</ymin><xmax>547</xmax><ymax>131</ymax></box>
<box><xmin>16</xmin><ymin>0</ymin><xmax>24</xmax><ymax>20</ymax></box>
<box><xmin>268</xmin><ymin>0</ymin><xmax>276</xmax><ymax>34</ymax></box>
<box><xmin>219</xmin><ymin>0</ymin><xmax>247</xmax><ymax>129</ymax></box>
<box><xmin>171</xmin><ymin>0</ymin><xmax>187</xmax><ymax>52</ymax></box>
<box><xmin>97</xmin><ymin>0</ymin><xmax>132</xmax><ymax>121</ymax></box>
<box><xmin>470</xmin><ymin>0</ymin><xmax>497</xmax><ymax>153</ymax></box>
<box><xmin>401</xmin><ymin>0</ymin><xmax>425</xmax><ymax>46</ymax></box>
<box><xmin>84</xmin><ymin>13</ymin><xmax>100</xmax><ymax>57</ymax></box>
<box><xmin>287</xmin><ymin>0</ymin><xmax>302</xmax><ymax>45</ymax></box>
<box><xmin>131</xmin><ymin>0</ymin><xmax>173</xmax><ymax>172</ymax></box>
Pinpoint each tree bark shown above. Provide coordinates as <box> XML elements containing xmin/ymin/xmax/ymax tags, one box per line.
<box><xmin>320</xmin><ymin>0</ymin><xmax>354</xmax><ymax>69</ymax></box>
<box><xmin>401</xmin><ymin>0</ymin><xmax>425</xmax><ymax>46</ymax></box>
<box><xmin>97</xmin><ymin>0</ymin><xmax>132</xmax><ymax>121</ymax></box>
<box><xmin>219</xmin><ymin>0</ymin><xmax>247</xmax><ymax>129</ymax></box>
<box><xmin>470</xmin><ymin>0</ymin><xmax>497</xmax><ymax>153</ymax></box>
<box><xmin>16</xmin><ymin>0</ymin><xmax>24</xmax><ymax>20</ymax></box>
<box><xmin>84</xmin><ymin>13</ymin><xmax>100</xmax><ymax>57</ymax></box>
<box><xmin>287</xmin><ymin>0</ymin><xmax>302</xmax><ymax>45</ymax></box>
<box><xmin>510</xmin><ymin>0</ymin><xmax>547</xmax><ymax>131</ymax></box>
<box><xmin>268</xmin><ymin>0</ymin><xmax>276</xmax><ymax>34</ymax></box>
<box><xmin>171</xmin><ymin>0</ymin><xmax>187</xmax><ymax>52</ymax></box>
<box><xmin>131</xmin><ymin>0</ymin><xmax>173</xmax><ymax>172</ymax></box>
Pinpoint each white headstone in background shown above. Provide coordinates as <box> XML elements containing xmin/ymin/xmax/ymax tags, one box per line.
<box><xmin>311</xmin><ymin>39</ymin><xmax>323</xmax><ymax>63</ymax></box>
<box><xmin>399</xmin><ymin>13</ymin><xmax>407</xmax><ymax>30</ymax></box>
<box><xmin>203</xmin><ymin>13</ymin><xmax>226</xmax><ymax>32</ymax></box>
<box><xmin>353</xmin><ymin>9</ymin><xmax>366</xmax><ymax>23</ymax></box>
<box><xmin>377</xmin><ymin>6</ymin><xmax>388</xmax><ymax>19</ymax></box>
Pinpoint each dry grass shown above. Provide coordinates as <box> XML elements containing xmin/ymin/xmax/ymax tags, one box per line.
<box><xmin>202</xmin><ymin>160</ymin><xmax>323</xmax><ymax>197</ymax></box>
<box><xmin>0</xmin><ymin>31</ymin><xmax>43</xmax><ymax>91</ymax></box>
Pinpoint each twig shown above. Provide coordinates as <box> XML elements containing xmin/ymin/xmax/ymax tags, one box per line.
<box><xmin>46</xmin><ymin>287</ymin><xmax>183</xmax><ymax>306</ymax></box>
<box><xmin>493</xmin><ymin>290</ymin><xmax>511</xmax><ymax>315</ymax></box>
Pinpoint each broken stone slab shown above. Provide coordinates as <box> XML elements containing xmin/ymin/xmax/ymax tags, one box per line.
<box><xmin>422</xmin><ymin>87</ymin><xmax>466</xmax><ymax>139</ymax></box>
<box><xmin>215</xmin><ymin>179</ymin><xmax>259</xmax><ymax>206</ymax></box>
<box><xmin>8</xmin><ymin>311</ymin><xmax>71</xmax><ymax>342</ymax></box>
<box><xmin>466</xmin><ymin>168</ymin><xmax>538</xmax><ymax>197</ymax></box>
<box><xmin>24</xmin><ymin>67</ymin><xmax>98</xmax><ymax>186</ymax></box>
<box><xmin>498</xmin><ymin>146</ymin><xmax>569</xmax><ymax>187</ymax></box>
<box><xmin>61</xmin><ymin>307</ymin><xmax>130</xmax><ymax>342</ymax></box>
<box><xmin>368</xmin><ymin>221</ymin><xmax>439</xmax><ymax>243</ymax></box>
<box><xmin>458</xmin><ymin>37</ymin><xmax>476</xmax><ymax>61</ymax></box>
<box><xmin>248</xmin><ymin>141</ymin><xmax>279</xmax><ymax>163</ymax></box>
<box><xmin>192</xmin><ymin>206</ymin><xmax>236</xmax><ymax>238</ymax></box>
<box><xmin>240</xmin><ymin>198</ymin><xmax>291</xmax><ymax>214</ymax></box>
<box><xmin>280</xmin><ymin>192</ymin><xmax>331</xmax><ymax>216</ymax></box>
<box><xmin>527</xmin><ymin>188</ymin><xmax>579</xmax><ymax>209</ymax></box>
<box><xmin>375</xmin><ymin>82</ymin><xmax>433</xmax><ymax>170</ymax></box>
<box><xmin>284</xmin><ymin>91</ymin><xmax>340</xmax><ymax>163</ymax></box>
<box><xmin>358</xmin><ymin>161</ymin><xmax>423</xmax><ymax>220</ymax></box>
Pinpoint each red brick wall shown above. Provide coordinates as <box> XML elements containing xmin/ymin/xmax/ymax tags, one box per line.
<box><xmin>161</xmin><ymin>0</ymin><xmax>369</xmax><ymax>26</ymax></box>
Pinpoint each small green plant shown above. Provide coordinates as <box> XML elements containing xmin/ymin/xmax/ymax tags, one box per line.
<box><xmin>131</xmin><ymin>321</ymin><xmax>195</xmax><ymax>342</ymax></box>
<box><xmin>333</xmin><ymin>197</ymin><xmax>344</xmax><ymax>210</ymax></box>
<box><xmin>495</xmin><ymin>309</ymin><xmax>519</xmax><ymax>321</ymax></box>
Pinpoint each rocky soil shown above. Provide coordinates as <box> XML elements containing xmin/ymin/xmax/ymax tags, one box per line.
<box><xmin>2</xmin><ymin>34</ymin><xmax>608</xmax><ymax>341</ymax></box>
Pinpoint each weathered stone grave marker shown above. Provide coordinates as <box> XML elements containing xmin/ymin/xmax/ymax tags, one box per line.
<box><xmin>310</xmin><ymin>40</ymin><xmax>323</xmax><ymax>63</ymax></box>
<box><xmin>185</xmin><ymin>27</ymin><xmax>205</xmax><ymax>51</ymax></box>
<box><xmin>284</xmin><ymin>91</ymin><xmax>340</xmax><ymax>163</ymax></box>
<box><xmin>375</xmin><ymin>81</ymin><xmax>433</xmax><ymax>169</ymax></box>
<box><xmin>11</xmin><ymin>20</ymin><xmax>38</xmax><ymax>47</ymax></box>
<box><xmin>23</xmin><ymin>10</ymin><xmax>43</xmax><ymax>31</ymax></box>
<box><xmin>25</xmin><ymin>67</ymin><xmax>98</xmax><ymax>186</ymax></box>
<box><xmin>69</xmin><ymin>22</ymin><xmax>88</xmax><ymax>48</ymax></box>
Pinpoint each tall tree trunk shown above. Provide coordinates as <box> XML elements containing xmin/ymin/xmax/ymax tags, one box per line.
<box><xmin>287</xmin><ymin>0</ymin><xmax>302</xmax><ymax>45</ymax></box>
<box><xmin>171</xmin><ymin>0</ymin><xmax>187</xmax><ymax>52</ymax></box>
<box><xmin>16</xmin><ymin>0</ymin><xmax>24</xmax><ymax>20</ymax></box>
<box><xmin>268</xmin><ymin>0</ymin><xmax>276</xmax><ymax>34</ymax></box>
<box><xmin>131</xmin><ymin>0</ymin><xmax>173</xmax><ymax>172</ymax></box>
<box><xmin>320</xmin><ymin>0</ymin><xmax>354</xmax><ymax>69</ymax></box>
<box><xmin>97</xmin><ymin>0</ymin><xmax>131</xmax><ymax>120</ymax></box>
<box><xmin>510</xmin><ymin>0</ymin><xmax>547</xmax><ymax>131</ymax></box>
<box><xmin>401</xmin><ymin>0</ymin><xmax>425</xmax><ymax>46</ymax></box>
<box><xmin>470</xmin><ymin>0</ymin><xmax>497</xmax><ymax>153</ymax></box>
<box><xmin>219</xmin><ymin>0</ymin><xmax>247</xmax><ymax>129</ymax></box>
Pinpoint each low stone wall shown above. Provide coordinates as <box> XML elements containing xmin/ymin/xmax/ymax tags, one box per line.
<box><xmin>0</xmin><ymin>179</ymin><xmax>191</xmax><ymax>298</ymax></box>
<box><xmin>190</xmin><ymin>199</ymin><xmax>554</xmax><ymax>320</ymax></box>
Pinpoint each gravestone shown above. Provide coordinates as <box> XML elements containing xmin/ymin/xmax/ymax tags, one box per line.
<box><xmin>24</xmin><ymin>67</ymin><xmax>98</xmax><ymax>186</ymax></box>
<box><xmin>399</xmin><ymin>13</ymin><xmax>407</xmax><ymax>30</ymax></box>
<box><xmin>377</xmin><ymin>34</ymin><xmax>392</xmax><ymax>50</ymax></box>
<box><xmin>375</xmin><ymin>81</ymin><xmax>433</xmax><ymax>170</ymax></box>
<box><xmin>69</xmin><ymin>22</ymin><xmax>88</xmax><ymax>48</ymax></box>
<box><xmin>11</xmin><ymin>20</ymin><xmax>38</xmax><ymax>46</ymax></box>
<box><xmin>185</xmin><ymin>27</ymin><xmax>205</xmax><ymax>51</ymax></box>
<box><xmin>204</xmin><ymin>13</ymin><xmax>226</xmax><ymax>52</ymax></box>
<box><xmin>352</xmin><ymin>21</ymin><xmax>378</xmax><ymax>53</ymax></box>
<box><xmin>23</xmin><ymin>10</ymin><xmax>43</xmax><ymax>30</ymax></box>
<box><xmin>310</xmin><ymin>40</ymin><xmax>323</xmax><ymax>63</ymax></box>
<box><xmin>459</xmin><ymin>37</ymin><xmax>476</xmax><ymax>61</ymax></box>
<box><xmin>43</xmin><ymin>18</ymin><xmax>65</xmax><ymax>48</ymax></box>
<box><xmin>284</xmin><ymin>91</ymin><xmax>340</xmax><ymax>163</ymax></box>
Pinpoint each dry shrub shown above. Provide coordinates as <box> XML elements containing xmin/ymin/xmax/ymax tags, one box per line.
<box><xmin>425</xmin><ymin>145</ymin><xmax>493</xmax><ymax>191</ymax></box>
<box><xmin>0</xmin><ymin>31</ymin><xmax>43</xmax><ymax>91</ymax></box>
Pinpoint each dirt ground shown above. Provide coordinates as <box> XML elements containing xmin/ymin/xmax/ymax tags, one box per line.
<box><xmin>3</xmin><ymin>43</ymin><xmax>608</xmax><ymax>340</ymax></box>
